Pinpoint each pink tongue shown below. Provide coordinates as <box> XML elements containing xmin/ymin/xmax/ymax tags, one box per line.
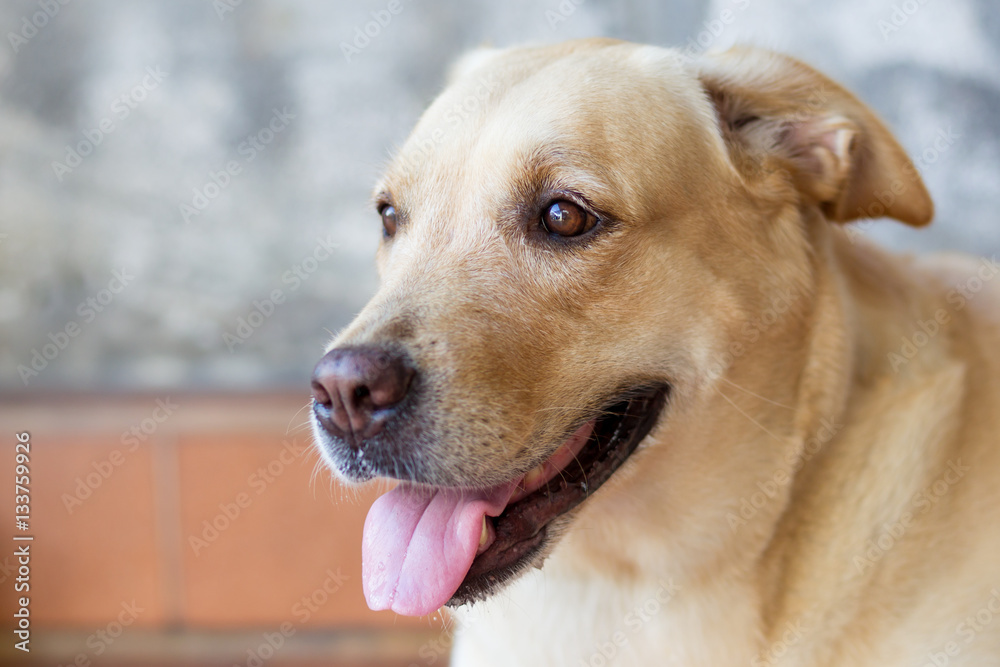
<box><xmin>362</xmin><ymin>479</ymin><xmax>519</xmax><ymax>616</ymax></box>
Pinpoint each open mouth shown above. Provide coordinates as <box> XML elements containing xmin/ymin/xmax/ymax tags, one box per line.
<box><xmin>360</xmin><ymin>384</ymin><xmax>669</xmax><ymax>616</ymax></box>
<box><xmin>452</xmin><ymin>384</ymin><xmax>669</xmax><ymax>606</ymax></box>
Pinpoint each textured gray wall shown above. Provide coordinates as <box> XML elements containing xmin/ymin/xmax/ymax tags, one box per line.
<box><xmin>1</xmin><ymin>0</ymin><xmax>996</xmax><ymax>392</ymax></box>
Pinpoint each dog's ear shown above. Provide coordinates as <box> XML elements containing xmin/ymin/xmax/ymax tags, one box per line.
<box><xmin>697</xmin><ymin>46</ymin><xmax>933</xmax><ymax>226</ymax></box>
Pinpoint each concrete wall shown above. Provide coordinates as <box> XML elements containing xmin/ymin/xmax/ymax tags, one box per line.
<box><xmin>1</xmin><ymin>0</ymin><xmax>996</xmax><ymax>392</ymax></box>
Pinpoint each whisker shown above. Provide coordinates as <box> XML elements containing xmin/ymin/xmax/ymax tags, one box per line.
<box><xmin>285</xmin><ymin>400</ymin><xmax>314</xmax><ymax>436</ymax></box>
<box><xmin>561</xmin><ymin>452</ymin><xmax>589</xmax><ymax>494</ymax></box>
<box><xmin>532</xmin><ymin>405</ymin><xmax>623</xmax><ymax>423</ymax></box>
<box><xmin>714</xmin><ymin>386</ymin><xmax>785</xmax><ymax>443</ymax></box>
<box><xmin>720</xmin><ymin>377</ymin><xmax>794</xmax><ymax>410</ymax></box>
<box><xmin>308</xmin><ymin>457</ymin><xmax>325</xmax><ymax>496</ymax></box>
<box><xmin>287</xmin><ymin>420</ymin><xmax>316</xmax><ymax>436</ymax></box>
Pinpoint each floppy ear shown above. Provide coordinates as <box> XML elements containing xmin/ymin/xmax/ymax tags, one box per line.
<box><xmin>697</xmin><ymin>46</ymin><xmax>933</xmax><ymax>227</ymax></box>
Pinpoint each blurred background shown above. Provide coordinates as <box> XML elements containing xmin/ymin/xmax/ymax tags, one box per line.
<box><xmin>0</xmin><ymin>0</ymin><xmax>996</xmax><ymax>665</ymax></box>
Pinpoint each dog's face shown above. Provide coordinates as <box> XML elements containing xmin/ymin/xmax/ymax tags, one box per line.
<box><xmin>311</xmin><ymin>39</ymin><xmax>932</xmax><ymax>616</ymax></box>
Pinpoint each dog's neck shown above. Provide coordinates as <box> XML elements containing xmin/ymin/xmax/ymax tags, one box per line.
<box><xmin>528</xmin><ymin>218</ymin><xmax>970</xmax><ymax>664</ymax></box>
<box><xmin>749</xmin><ymin>223</ymin><xmax>970</xmax><ymax>661</ymax></box>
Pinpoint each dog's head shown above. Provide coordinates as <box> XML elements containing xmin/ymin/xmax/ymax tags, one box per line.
<box><xmin>311</xmin><ymin>39</ymin><xmax>932</xmax><ymax>616</ymax></box>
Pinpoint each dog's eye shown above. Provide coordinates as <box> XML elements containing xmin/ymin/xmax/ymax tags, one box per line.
<box><xmin>541</xmin><ymin>200</ymin><xmax>596</xmax><ymax>237</ymax></box>
<box><xmin>380</xmin><ymin>205</ymin><xmax>398</xmax><ymax>238</ymax></box>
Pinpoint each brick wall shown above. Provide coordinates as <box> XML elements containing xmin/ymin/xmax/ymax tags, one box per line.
<box><xmin>0</xmin><ymin>394</ymin><xmax>446</xmax><ymax>665</ymax></box>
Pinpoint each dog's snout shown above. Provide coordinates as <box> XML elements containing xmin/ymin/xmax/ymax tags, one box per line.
<box><xmin>311</xmin><ymin>347</ymin><xmax>415</xmax><ymax>441</ymax></box>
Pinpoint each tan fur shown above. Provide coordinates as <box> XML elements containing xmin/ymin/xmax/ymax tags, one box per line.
<box><xmin>324</xmin><ymin>39</ymin><xmax>1000</xmax><ymax>666</ymax></box>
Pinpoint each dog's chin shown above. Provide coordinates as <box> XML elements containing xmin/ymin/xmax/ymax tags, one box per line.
<box><xmin>313</xmin><ymin>438</ymin><xmax>376</xmax><ymax>485</ymax></box>
<box><xmin>447</xmin><ymin>384</ymin><xmax>669</xmax><ymax>607</ymax></box>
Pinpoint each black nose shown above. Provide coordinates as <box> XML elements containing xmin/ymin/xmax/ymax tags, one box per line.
<box><xmin>311</xmin><ymin>346</ymin><xmax>415</xmax><ymax>442</ymax></box>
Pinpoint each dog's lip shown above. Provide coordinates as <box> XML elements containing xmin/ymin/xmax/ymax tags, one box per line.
<box><xmin>506</xmin><ymin>419</ymin><xmax>596</xmax><ymax>506</ymax></box>
<box><xmin>448</xmin><ymin>384</ymin><xmax>670</xmax><ymax>607</ymax></box>
<box><xmin>470</xmin><ymin>420</ymin><xmax>594</xmax><ymax>559</ymax></box>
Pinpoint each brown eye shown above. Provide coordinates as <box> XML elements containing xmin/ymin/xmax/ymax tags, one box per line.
<box><xmin>380</xmin><ymin>205</ymin><xmax>397</xmax><ymax>238</ymax></box>
<box><xmin>541</xmin><ymin>200</ymin><xmax>596</xmax><ymax>237</ymax></box>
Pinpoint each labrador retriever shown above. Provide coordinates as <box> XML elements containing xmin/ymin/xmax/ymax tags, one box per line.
<box><xmin>310</xmin><ymin>39</ymin><xmax>1000</xmax><ymax>666</ymax></box>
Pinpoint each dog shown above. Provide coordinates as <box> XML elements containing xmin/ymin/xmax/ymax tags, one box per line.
<box><xmin>310</xmin><ymin>39</ymin><xmax>1000</xmax><ymax>666</ymax></box>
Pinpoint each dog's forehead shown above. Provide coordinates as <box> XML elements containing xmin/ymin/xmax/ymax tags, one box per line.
<box><xmin>380</xmin><ymin>43</ymin><xmax>721</xmax><ymax>217</ymax></box>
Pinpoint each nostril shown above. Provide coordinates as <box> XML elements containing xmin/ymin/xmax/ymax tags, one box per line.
<box><xmin>354</xmin><ymin>386</ymin><xmax>371</xmax><ymax>403</ymax></box>
<box><xmin>311</xmin><ymin>379</ymin><xmax>333</xmax><ymax>408</ymax></box>
<box><xmin>367</xmin><ymin>363</ymin><xmax>415</xmax><ymax>409</ymax></box>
